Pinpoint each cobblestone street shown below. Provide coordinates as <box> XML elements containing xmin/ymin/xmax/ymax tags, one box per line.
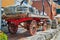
<box><xmin>53</xmin><ymin>31</ymin><xmax>60</xmax><ymax>40</ymax></box>
<box><xmin>7</xmin><ymin>27</ymin><xmax>60</xmax><ymax>40</ymax></box>
<box><xmin>8</xmin><ymin>28</ymin><xmax>31</xmax><ymax>40</ymax></box>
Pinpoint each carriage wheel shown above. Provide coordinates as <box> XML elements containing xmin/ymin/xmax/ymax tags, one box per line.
<box><xmin>8</xmin><ymin>23</ymin><xmax>18</xmax><ymax>34</ymax></box>
<box><xmin>29</xmin><ymin>20</ymin><xmax>37</xmax><ymax>35</ymax></box>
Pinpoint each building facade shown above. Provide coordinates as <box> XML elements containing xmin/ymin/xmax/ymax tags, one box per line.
<box><xmin>32</xmin><ymin>0</ymin><xmax>58</xmax><ymax>19</ymax></box>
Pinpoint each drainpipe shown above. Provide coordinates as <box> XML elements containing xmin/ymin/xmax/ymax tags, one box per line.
<box><xmin>46</xmin><ymin>0</ymin><xmax>53</xmax><ymax>20</ymax></box>
<box><xmin>0</xmin><ymin>0</ymin><xmax>1</xmax><ymax>30</ymax></box>
<box><xmin>42</xmin><ymin>0</ymin><xmax>44</xmax><ymax>15</ymax></box>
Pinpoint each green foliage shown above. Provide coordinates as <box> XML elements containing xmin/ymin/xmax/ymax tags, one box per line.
<box><xmin>0</xmin><ymin>31</ymin><xmax>8</xmax><ymax>40</ymax></box>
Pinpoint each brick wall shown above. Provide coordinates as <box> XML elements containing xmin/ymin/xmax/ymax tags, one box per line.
<box><xmin>32</xmin><ymin>0</ymin><xmax>56</xmax><ymax>19</ymax></box>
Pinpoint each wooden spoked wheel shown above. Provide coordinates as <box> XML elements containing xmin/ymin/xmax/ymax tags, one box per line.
<box><xmin>8</xmin><ymin>23</ymin><xmax>18</xmax><ymax>34</ymax></box>
<box><xmin>29</xmin><ymin>20</ymin><xmax>37</xmax><ymax>35</ymax></box>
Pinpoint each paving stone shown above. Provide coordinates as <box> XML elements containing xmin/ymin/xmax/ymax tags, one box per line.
<box><xmin>1</xmin><ymin>26</ymin><xmax>9</xmax><ymax>33</ymax></box>
<box><xmin>5</xmin><ymin>26</ymin><xmax>60</xmax><ymax>40</ymax></box>
<box><xmin>17</xmin><ymin>28</ymin><xmax>27</xmax><ymax>33</ymax></box>
<box><xmin>27</xmin><ymin>34</ymin><xmax>46</xmax><ymax>40</ymax></box>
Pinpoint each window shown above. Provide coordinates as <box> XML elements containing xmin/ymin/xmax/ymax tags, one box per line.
<box><xmin>53</xmin><ymin>0</ymin><xmax>58</xmax><ymax>2</ymax></box>
<box><xmin>56</xmin><ymin>9</ymin><xmax>60</xmax><ymax>14</ymax></box>
<box><xmin>53</xmin><ymin>0</ymin><xmax>60</xmax><ymax>5</ymax></box>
